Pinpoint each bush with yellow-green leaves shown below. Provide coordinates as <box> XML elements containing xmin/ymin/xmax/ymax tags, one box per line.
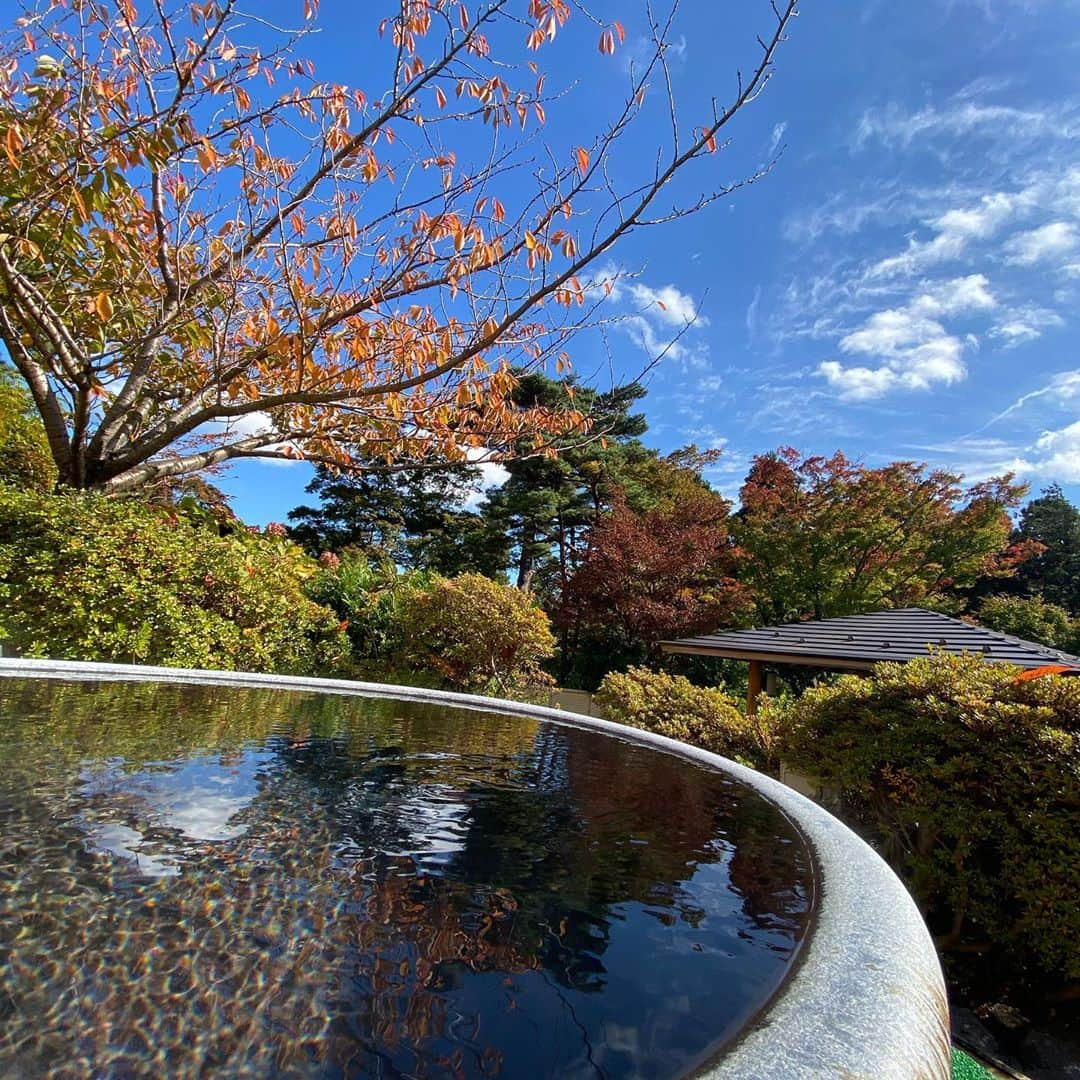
<box><xmin>0</xmin><ymin>485</ymin><xmax>349</xmax><ymax>674</ymax></box>
<box><xmin>0</xmin><ymin>369</ymin><xmax>56</xmax><ymax>493</ymax></box>
<box><xmin>391</xmin><ymin>572</ymin><xmax>556</xmax><ymax>695</ymax></box>
<box><xmin>765</xmin><ymin>653</ymin><xmax>1080</xmax><ymax>990</ymax></box>
<box><xmin>595</xmin><ymin>666</ymin><xmax>776</xmax><ymax>769</ymax></box>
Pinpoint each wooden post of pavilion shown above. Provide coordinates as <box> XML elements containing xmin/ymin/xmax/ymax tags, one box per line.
<box><xmin>747</xmin><ymin>659</ymin><xmax>763</xmax><ymax>716</ymax></box>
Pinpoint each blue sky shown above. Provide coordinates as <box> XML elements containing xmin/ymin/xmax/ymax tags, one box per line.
<box><xmin>208</xmin><ymin>1</ymin><xmax>1080</xmax><ymax>523</ymax></box>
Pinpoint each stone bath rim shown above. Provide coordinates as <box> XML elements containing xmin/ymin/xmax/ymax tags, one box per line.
<box><xmin>0</xmin><ymin>657</ymin><xmax>951</xmax><ymax>1080</ymax></box>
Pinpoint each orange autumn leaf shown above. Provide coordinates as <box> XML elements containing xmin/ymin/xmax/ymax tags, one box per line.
<box><xmin>196</xmin><ymin>140</ymin><xmax>218</xmax><ymax>170</ymax></box>
<box><xmin>92</xmin><ymin>291</ymin><xmax>114</xmax><ymax>322</ymax></box>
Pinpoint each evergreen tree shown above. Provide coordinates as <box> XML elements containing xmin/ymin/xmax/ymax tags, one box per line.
<box><xmin>1013</xmin><ymin>484</ymin><xmax>1080</xmax><ymax>614</ymax></box>
<box><xmin>288</xmin><ymin>464</ymin><xmax>507</xmax><ymax>576</ymax></box>
<box><xmin>479</xmin><ymin>374</ymin><xmax>651</xmax><ymax>594</ymax></box>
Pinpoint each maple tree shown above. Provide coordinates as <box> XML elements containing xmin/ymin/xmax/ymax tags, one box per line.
<box><xmin>556</xmin><ymin>480</ymin><xmax>748</xmax><ymax>671</ymax></box>
<box><xmin>732</xmin><ymin>448</ymin><xmax>1033</xmax><ymax>623</ymax></box>
<box><xmin>0</xmin><ymin>0</ymin><xmax>797</xmax><ymax>493</ymax></box>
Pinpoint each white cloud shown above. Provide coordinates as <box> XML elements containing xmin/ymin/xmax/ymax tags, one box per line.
<box><xmin>866</xmin><ymin>192</ymin><xmax>1029</xmax><ymax>279</ymax></box>
<box><xmin>925</xmin><ymin>396</ymin><xmax>1080</xmax><ymax>484</ymax></box>
<box><xmin>1005</xmin><ymin>221</ymin><xmax>1079</xmax><ymax>266</ymax></box>
<box><xmin>991</xmin><ymin>321</ymin><xmax>1043</xmax><ymax>345</ymax></box>
<box><xmin>866</xmin><ymin>232</ymin><xmax>967</xmax><ymax>280</ymax></box>
<box><xmin>818</xmin><ymin>275</ymin><xmax>994</xmax><ymax>400</ymax></box>
<box><xmin>625</xmin><ymin>281</ymin><xmax>706</xmax><ymax>327</ymax></box>
<box><xmin>855</xmin><ymin>98</ymin><xmax>1067</xmax><ymax>149</ymax></box>
<box><xmin>460</xmin><ymin>446</ymin><xmax>509</xmax><ymax>510</ymax></box>
<box><xmin>980</xmin><ymin>368</ymin><xmax>1080</xmax><ymax>427</ymax></box>
<box><xmin>621</xmin><ymin>314</ymin><xmax>708</xmax><ymax>367</ymax></box>
<box><xmin>599</xmin><ymin>265</ymin><xmax>710</xmax><ymax>368</ymax></box>
<box><xmin>841</xmin><ymin>308</ymin><xmax>951</xmax><ymax>356</ymax></box>
<box><xmin>914</xmin><ymin>273</ymin><xmax>997</xmax><ymax>315</ymax></box>
<box><xmin>204</xmin><ymin>410</ymin><xmax>302</xmax><ymax>466</ymax></box>
<box><xmin>818</xmin><ymin>360</ymin><xmax>906</xmax><ymax>400</ymax></box>
<box><xmin>1028</xmin><ymin>420</ymin><xmax>1080</xmax><ymax>481</ymax></box>
<box><xmin>746</xmin><ymin>285</ymin><xmax>761</xmax><ymax>338</ymax></box>
<box><xmin>932</xmin><ymin>192</ymin><xmax>1021</xmax><ymax>240</ymax></box>
<box><xmin>988</xmin><ymin>305</ymin><xmax>1064</xmax><ymax>346</ymax></box>
<box><xmin>768</xmin><ymin>121</ymin><xmax>787</xmax><ymax>155</ymax></box>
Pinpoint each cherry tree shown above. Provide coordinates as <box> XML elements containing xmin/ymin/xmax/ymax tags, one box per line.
<box><xmin>0</xmin><ymin>0</ymin><xmax>797</xmax><ymax>491</ymax></box>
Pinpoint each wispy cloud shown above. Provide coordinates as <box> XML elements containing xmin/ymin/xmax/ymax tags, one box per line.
<box><xmin>978</xmin><ymin>368</ymin><xmax>1080</xmax><ymax>427</ymax></box>
<box><xmin>778</xmin><ymin>81</ymin><xmax>1080</xmax><ymax>406</ymax></box>
<box><xmin>1005</xmin><ymin>221</ymin><xmax>1079</xmax><ymax>266</ymax></box>
<box><xmin>818</xmin><ymin>275</ymin><xmax>994</xmax><ymax>400</ymax></box>
<box><xmin>988</xmin><ymin>305</ymin><xmax>1064</xmax><ymax>346</ymax></box>
<box><xmin>601</xmin><ymin>266</ymin><xmax>710</xmax><ymax>369</ymax></box>
<box><xmin>949</xmin><ymin>421</ymin><xmax>1080</xmax><ymax>485</ymax></box>
<box><xmin>745</xmin><ymin>285</ymin><xmax>761</xmax><ymax>340</ymax></box>
<box><xmin>768</xmin><ymin>121</ymin><xmax>787</xmax><ymax>155</ymax></box>
<box><xmin>866</xmin><ymin>190</ymin><xmax>1030</xmax><ymax>279</ymax></box>
<box><xmin>854</xmin><ymin>92</ymin><xmax>1074</xmax><ymax>149</ymax></box>
<box><xmin>1026</xmin><ymin>419</ymin><xmax>1080</xmax><ymax>481</ymax></box>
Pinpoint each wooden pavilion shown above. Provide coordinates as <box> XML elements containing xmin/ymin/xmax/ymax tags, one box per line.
<box><xmin>661</xmin><ymin>607</ymin><xmax>1080</xmax><ymax>714</ymax></box>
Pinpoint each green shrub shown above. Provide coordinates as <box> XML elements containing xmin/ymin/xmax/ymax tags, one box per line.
<box><xmin>306</xmin><ymin>553</ymin><xmax>434</xmax><ymax>665</ymax></box>
<box><xmin>977</xmin><ymin>593</ymin><xmax>1077</xmax><ymax>652</ymax></box>
<box><xmin>595</xmin><ymin>666</ymin><xmax>775</xmax><ymax>768</ymax></box>
<box><xmin>392</xmin><ymin>573</ymin><xmax>556</xmax><ymax>695</ymax></box>
<box><xmin>767</xmin><ymin>653</ymin><xmax>1080</xmax><ymax>987</ymax></box>
<box><xmin>0</xmin><ymin>370</ymin><xmax>56</xmax><ymax>492</ymax></box>
<box><xmin>0</xmin><ymin>486</ymin><xmax>348</xmax><ymax>673</ymax></box>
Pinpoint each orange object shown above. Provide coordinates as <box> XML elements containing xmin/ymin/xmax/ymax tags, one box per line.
<box><xmin>1014</xmin><ymin>665</ymin><xmax>1080</xmax><ymax>681</ymax></box>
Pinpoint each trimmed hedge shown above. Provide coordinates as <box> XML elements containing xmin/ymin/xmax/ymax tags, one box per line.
<box><xmin>766</xmin><ymin>653</ymin><xmax>1080</xmax><ymax>987</ymax></box>
<box><xmin>0</xmin><ymin>486</ymin><xmax>348</xmax><ymax>674</ymax></box>
<box><xmin>595</xmin><ymin>666</ymin><xmax>775</xmax><ymax>769</ymax></box>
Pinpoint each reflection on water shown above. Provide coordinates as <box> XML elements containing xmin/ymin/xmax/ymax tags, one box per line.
<box><xmin>0</xmin><ymin>678</ymin><xmax>812</xmax><ymax>1079</ymax></box>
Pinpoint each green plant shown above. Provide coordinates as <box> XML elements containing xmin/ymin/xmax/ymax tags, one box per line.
<box><xmin>595</xmin><ymin>666</ymin><xmax>775</xmax><ymax>769</ymax></box>
<box><xmin>767</xmin><ymin>653</ymin><xmax>1080</xmax><ymax>989</ymax></box>
<box><xmin>306</xmin><ymin>553</ymin><xmax>438</xmax><ymax>670</ymax></box>
<box><xmin>0</xmin><ymin>368</ymin><xmax>55</xmax><ymax>492</ymax></box>
<box><xmin>392</xmin><ymin>573</ymin><xmax>556</xmax><ymax>695</ymax></box>
<box><xmin>0</xmin><ymin>486</ymin><xmax>348</xmax><ymax>673</ymax></box>
<box><xmin>977</xmin><ymin>593</ymin><xmax>1077</xmax><ymax>652</ymax></box>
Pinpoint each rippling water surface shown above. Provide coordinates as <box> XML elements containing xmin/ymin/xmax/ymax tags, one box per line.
<box><xmin>0</xmin><ymin>677</ymin><xmax>812</xmax><ymax>1079</ymax></box>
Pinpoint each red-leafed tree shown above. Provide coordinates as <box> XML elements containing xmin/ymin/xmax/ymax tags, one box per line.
<box><xmin>556</xmin><ymin>483</ymin><xmax>749</xmax><ymax>671</ymax></box>
<box><xmin>732</xmin><ymin>448</ymin><xmax>1036</xmax><ymax>623</ymax></box>
<box><xmin>0</xmin><ymin>0</ymin><xmax>797</xmax><ymax>493</ymax></box>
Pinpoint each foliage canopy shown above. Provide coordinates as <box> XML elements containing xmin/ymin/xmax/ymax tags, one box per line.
<box><xmin>732</xmin><ymin>449</ymin><xmax>1031</xmax><ymax>623</ymax></box>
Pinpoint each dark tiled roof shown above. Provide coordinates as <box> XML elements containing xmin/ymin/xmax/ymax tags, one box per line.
<box><xmin>661</xmin><ymin>607</ymin><xmax>1080</xmax><ymax>671</ymax></box>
